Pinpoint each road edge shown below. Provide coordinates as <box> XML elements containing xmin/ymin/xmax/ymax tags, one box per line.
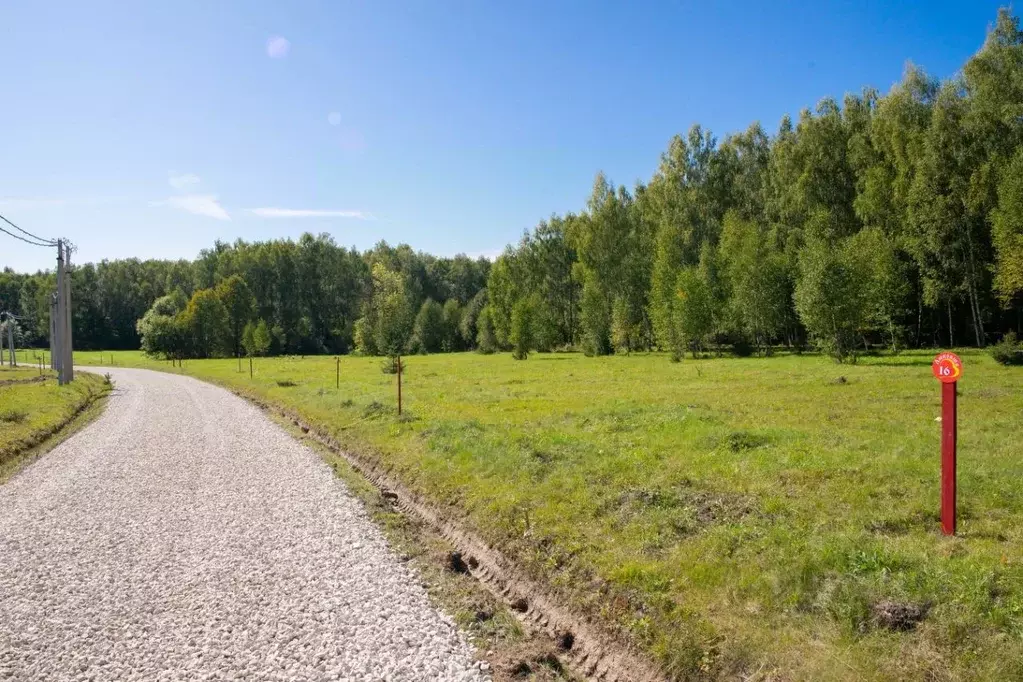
<box><xmin>0</xmin><ymin>373</ymin><xmax>111</xmax><ymax>484</ymax></box>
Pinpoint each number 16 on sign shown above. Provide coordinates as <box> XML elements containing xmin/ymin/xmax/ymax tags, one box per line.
<box><xmin>932</xmin><ymin>352</ymin><xmax>963</xmax><ymax>536</ymax></box>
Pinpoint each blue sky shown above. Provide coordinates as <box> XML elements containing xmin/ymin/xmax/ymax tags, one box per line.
<box><xmin>0</xmin><ymin>1</ymin><xmax>1008</xmax><ymax>272</ymax></box>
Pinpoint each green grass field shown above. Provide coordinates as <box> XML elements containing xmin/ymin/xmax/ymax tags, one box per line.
<box><xmin>75</xmin><ymin>348</ymin><xmax>1023</xmax><ymax>680</ymax></box>
<box><xmin>0</xmin><ymin>365</ymin><xmax>108</xmax><ymax>481</ymax></box>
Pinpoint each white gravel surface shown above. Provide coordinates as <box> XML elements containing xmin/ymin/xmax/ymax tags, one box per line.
<box><xmin>0</xmin><ymin>368</ymin><xmax>488</xmax><ymax>681</ymax></box>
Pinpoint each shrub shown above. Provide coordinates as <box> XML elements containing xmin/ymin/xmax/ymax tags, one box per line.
<box><xmin>380</xmin><ymin>357</ymin><xmax>403</xmax><ymax>374</ymax></box>
<box><xmin>990</xmin><ymin>332</ymin><xmax>1023</xmax><ymax>366</ymax></box>
<box><xmin>0</xmin><ymin>408</ymin><xmax>28</xmax><ymax>424</ymax></box>
<box><xmin>731</xmin><ymin>338</ymin><xmax>754</xmax><ymax>357</ymax></box>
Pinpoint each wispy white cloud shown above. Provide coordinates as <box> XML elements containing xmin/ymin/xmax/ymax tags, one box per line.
<box><xmin>168</xmin><ymin>172</ymin><xmax>200</xmax><ymax>190</ymax></box>
<box><xmin>327</xmin><ymin>112</ymin><xmax>341</xmax><ymax>126</ymax></box>
<box><xmin>152</xmin><ymin>195</ymin><xmax>231</xmax><ymax>221</ymax></box>
<box><xmin>246</xmin><ymin>208</ymin><xmax>374</xmax><ymax>219</ymax></box>
<box><xmin>266</xmin><ymin>36</ymin><xmax>290</xmax><ymax>58</ymax></box>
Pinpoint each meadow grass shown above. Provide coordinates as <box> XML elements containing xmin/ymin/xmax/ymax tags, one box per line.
<box><xmin>0</xmin><ymin>367</ymin><xmax>108</xmax><ymax>481</ymax></box>
<box><xmin>75</xmin><ymin>348</ymin><xmax>1023</xmax><ymax>680</ymax></box>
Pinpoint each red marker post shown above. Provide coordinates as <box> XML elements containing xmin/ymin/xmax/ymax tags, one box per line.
<box><xmin>932</xmin><ymin>352</ymin><xmax>963</xmax><ymax>536</ymax></box>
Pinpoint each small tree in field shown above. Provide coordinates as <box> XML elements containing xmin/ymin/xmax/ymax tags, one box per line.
<box><xmin>244</xmin><ymin>319</ymin><xmax>271</xmax><ymax>357</ymax></box>
<box><xmin>510</xmin><ymin>297</ymin><xmax>535</xmax><ymax>360</ymax></box>
<box><xmin>353</xmin><ymin>316</ymin><xmax>378</xmax><ymax>355</ymax></box>
<box><xmin>795</xmin><ymin>240</ymin><xmax>868</xmax><ymax>362</ymax></box>
<box><xmin>371</xmin><ymin>264</ymin><xmax>415</xmax><ymax>360</ymax></box>
<box><xmin>674</xmin><ymin>268</ymin><xmax>714</xmax><ymax>358</ymax></box>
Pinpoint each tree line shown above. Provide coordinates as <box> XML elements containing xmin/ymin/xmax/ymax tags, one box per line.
<box><xmin>485</xmin><ymin>9</ymin><xmax>1023</xmax><ymax>361</ymax></box>
<box><xmin>1</xmin><ymin>9</ymin><xmax>1021</xmax><ymax>362</ymax></box>
<box><xmin>0</xmin><ymin>235</ymin><xmax>491</xmax><ymax>359</ymax></box>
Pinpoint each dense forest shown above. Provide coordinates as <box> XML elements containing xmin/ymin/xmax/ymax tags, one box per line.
<box><xmin>2</xmin><ymin>9</ymin><xmax>1022</xmax><ymax>362</ymax></box>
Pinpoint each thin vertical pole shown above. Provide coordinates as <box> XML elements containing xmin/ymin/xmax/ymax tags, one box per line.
<box><xmin>249</xmin><ymin>356</ymin><xmax>253</xmax><ymax>379</ymax></box>
<box><xmin>64</xmin><ymin>243</ymin><xmax>74</xmax><ymax>382</ymax></box>
<box><xmin>941</xmin><ymin>381</ymin><xmax>957</xmax><ymax>536</ymax></box>
<box><xmin>55</xmin><ymin>241</ymin><xmax>65</xmax><ymax>384</ymax></box>
<box><xmin>335</xmin><ymin>356</ymin><xmax>340</xmax><ymax>389</ymax></box>
<box><xmin>397</xmin><ymin>355</ymin><xmax>402</xmax><ymax>416</ymax></box>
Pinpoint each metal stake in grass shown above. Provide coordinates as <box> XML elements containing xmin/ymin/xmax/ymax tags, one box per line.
<box><xmin>932</xmin><ymin>352</ymin><xmax>963</xmax><ymax>536</ymax></box>
<box><xmin>336</xmin><ymin>356</ymin><xmax>340</xmax><ymax>390</ymax></box>
<box><xmin>397</xmin><ymin>355</ymin><xmax>402</xmax><ymax>416</ymax></box>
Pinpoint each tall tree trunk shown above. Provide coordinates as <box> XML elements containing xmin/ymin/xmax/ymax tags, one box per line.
<box><xmin>947</xmin><ymin>298</ymin><xmax>954</xmax><ymax>348</ymax></box>
<box><xmin>968</xmin><ymin>281</ymin><xmax>983</xmax><ymax>347</ymax></box>
<box><xmin>915</xmin><ymin>285</ymin><xmax>923</xmax><ymax>349</ymax></box>
<box><xmin>964</xmin><ymin>224</ymin><xmax>985</xmax><ymax>347</ymax></box>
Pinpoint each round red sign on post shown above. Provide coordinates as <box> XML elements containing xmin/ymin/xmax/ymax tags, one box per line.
<box><xmin>932</xmin><ymin>352</ymin><xmax>963</xmax><ymax>383</ymax></box>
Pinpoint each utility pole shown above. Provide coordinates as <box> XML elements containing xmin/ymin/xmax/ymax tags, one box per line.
<box><xmin>63</xmin><ymin>242</ymin><xmax>74</xmax><ymax>382</ymax></box>
<box><xmin>0</xmin><ymin>215</ymin><xmax>65</xmax><ymax>374</ymax></box>
<box><xmin>55</xmin><ymin>242</ymin><xmax>65</xmax><ymax>383</ymax></box>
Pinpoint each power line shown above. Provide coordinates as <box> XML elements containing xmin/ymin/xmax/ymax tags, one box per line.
<box><xmin>0</xmin><ymin>222</ymin><xmax>53</xmax><ymax>247</ymax></box>
<box><xmin>0</xmin><ymin>213</ymin><xmax>57</xmax><ymax>246</ymax></box>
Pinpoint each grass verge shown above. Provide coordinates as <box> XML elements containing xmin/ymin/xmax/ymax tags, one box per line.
<box><xmin>0</xmin><ymin>369</ymin><xmax>110</xmax><ymax>483</ymax></box>
<box><xmin>77</xmin><ymin>350</ymin><xmax>1023</xmax><ymax>681</ymax></box>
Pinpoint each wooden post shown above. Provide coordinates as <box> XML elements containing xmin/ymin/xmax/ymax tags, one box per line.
<box><xmin>397</xmin><ymin>355</ymin><xmax>402</xmax><ymax>416</ymax></box>
<box><xmin>336</xmin><ymin>356</ymin><xmax>340</xmax><ymax>389</ymax></box>
<box><xmin>249</xmin><ymin>356</ymin><xmax>253</xmax><ymax>379</ymax></box>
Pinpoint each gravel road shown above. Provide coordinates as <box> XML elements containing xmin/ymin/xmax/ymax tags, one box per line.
<box><xmin>0</xmin><ymin>368</ymin><xmax>488</xmax><ymax>681</ymax></box>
